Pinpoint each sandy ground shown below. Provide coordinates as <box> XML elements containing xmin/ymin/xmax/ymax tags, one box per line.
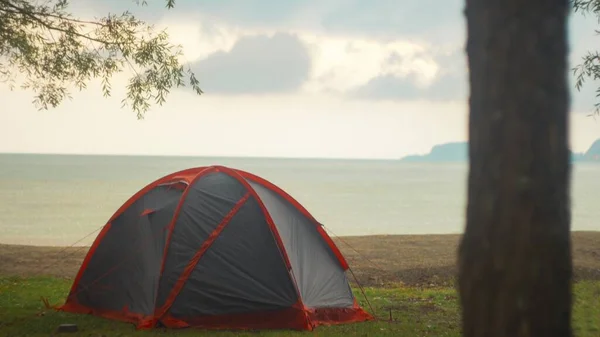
<box><xmin>0</xmin><ymin>232</ymin><xmax>598</xmax><ymax>287</ymax></box>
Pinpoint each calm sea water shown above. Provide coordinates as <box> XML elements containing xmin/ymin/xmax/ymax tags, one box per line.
<box><xmin>0</xmin><ymin>154</ymin><xmax>598</xmax><ymax>246</ymax></box>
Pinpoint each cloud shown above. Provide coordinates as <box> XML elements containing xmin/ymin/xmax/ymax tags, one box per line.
<box><xmin>67</xmin><ymin>0</ymin><xmax>458</xmax><ymax>98</ymax></box>
<box><xmin>320</xmin><ymin>0</ymin><xmax>464</xmax><ymax>40</ymax></box>
<box><xmin>349</xmin><ymin>48</ymin><xmax>467</xmax><ymax>102</ymax></box>
<box><xmin>177</xmin><ymin>28</ymin><xmax>440</xmax><ymax>97</ymax></box>
<box><xmin>188</xmin><ymin>32</ymin><xmax>311</xmax><ymax>94</ymax></box>
<box><xmin>155</xmin><ymin>19</ymin><xmax>241</xmax><ymax>63</ymax></box>
<box><xmin>300</xmin><ymin>35</ymin><xmax>440</xmax><ymax>94</ymax></box>
<box><xmin>70</xmin><ymin>0</ymin><xmax>595</xmax><ymax>107</ymax></box>
<box><xmin>190</xmin><ymin>0</ymin><xmax>307</xmax><ymax>26</ymax></box>
<box><xmin>352</xmin><ymin>74</ymin><xmax>421</xmax><ymax>100</ymax></box>
<box><xmin>352</xmin><ymin>72</ymin><xmax>466</xmax><ymax>102</ymax></box>
<box><xmin>168</xmin><ymin>0</ymin><xmax>464</xmax><ymax>43</ymax></box>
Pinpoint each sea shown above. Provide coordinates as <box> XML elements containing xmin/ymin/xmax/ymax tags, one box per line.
<box><xmin>0</xmin><ymin>153</ymin><xmax>598</xmax><ymax>247</ymax></box>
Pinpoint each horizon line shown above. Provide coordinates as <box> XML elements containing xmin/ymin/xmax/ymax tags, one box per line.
<box><xmin>0</xmin><ymin>151</ymin><xmax>413</xmax><ymax>162</ymax></box>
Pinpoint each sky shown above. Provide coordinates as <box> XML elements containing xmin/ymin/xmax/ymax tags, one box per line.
<box><xmin>1</xmin><ymin>0</ymin><xmax>600</xmax><ymax>159</ymax></box>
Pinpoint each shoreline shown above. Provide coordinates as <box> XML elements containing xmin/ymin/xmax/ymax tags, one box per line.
<box><xmin>1</xmin><ymin>231</ymin><xmax>599</xmax><ymax>287</ymax></box>
<box><xmin>2</xmin><ymin>230</ymin><xmax>598</xmax><ymax>247</ymax></box>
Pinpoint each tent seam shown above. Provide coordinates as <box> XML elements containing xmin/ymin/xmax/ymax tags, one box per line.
<box><xmin>151</xmin><ymin>166</ymin><xmax>217</xmax><ymax>325</ymax></box>
<box><xmin>216</xmin><ymin>167</ymin><xmax>308</xmax><ymax>314</ymax></box>
<box><xmin>154</xmin><ymin>191</ymin><xmax>252</xmax><ymax>320</ymax></box>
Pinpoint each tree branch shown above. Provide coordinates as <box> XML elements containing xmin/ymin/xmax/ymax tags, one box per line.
<box><xmin>0</xmin><ymin>0</ymin><xmax>203</xmax><ymax>118</ymax></box>
<box><xmin>0</xmin><ymin>0</ymin><xmax>106</xmax><ymax>26</ymax></box>
<box><xmin>0</xmin><ymin>11</ymin><xmax>115</xmax><ymax>47</ymax></box>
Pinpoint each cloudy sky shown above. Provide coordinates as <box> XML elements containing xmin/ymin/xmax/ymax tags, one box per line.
<box><xmin>1</xmin><ymin>0</ymin><xmax>600</xmax><ymax>159</ymax></box>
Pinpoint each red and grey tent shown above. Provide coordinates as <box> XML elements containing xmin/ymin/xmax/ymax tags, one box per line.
<box><xmin>59</xmin><ymin>165</ymin><xmax>373</xmax><ymax>330</ymax></box>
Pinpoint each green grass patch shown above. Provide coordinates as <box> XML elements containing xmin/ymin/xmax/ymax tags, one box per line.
<box><xmin>573</xmin><ymin>280</ymin><xmax>600</xmax><ymax>336</ymax></box>
<box><xmin>0</xmin><ymin>277</ymin><xmax>597</xmax><ymax>336</ymax></box>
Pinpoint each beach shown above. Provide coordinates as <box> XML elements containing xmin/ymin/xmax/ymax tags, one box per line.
<box><xmin>2</xmin><ymin>231</ymin><xmax>598</xmax><ymax>287</ymax></box>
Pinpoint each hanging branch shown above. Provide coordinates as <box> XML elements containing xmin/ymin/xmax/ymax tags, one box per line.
<box><xmin>0</xmin><ymin>0</ymin><xmax>202</xmax><ymax>119</ymax></box>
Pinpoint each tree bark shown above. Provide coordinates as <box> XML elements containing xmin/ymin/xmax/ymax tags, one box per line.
<box><xmin>458</xmin><ymin>0</ymin><xmax>573</xmax><ymax>336</ymax></box>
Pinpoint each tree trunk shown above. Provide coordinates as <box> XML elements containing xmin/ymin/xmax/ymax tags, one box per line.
<box><xmin>458</xmin><ymin>0</ymin><xmax>573</xmax><ymax>336</ymax></box>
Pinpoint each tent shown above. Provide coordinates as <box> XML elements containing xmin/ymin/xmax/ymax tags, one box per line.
<box><xmin>59</xmin><ymin>165</ymin><xmax>373</xmax><ymax>330</ymax></box>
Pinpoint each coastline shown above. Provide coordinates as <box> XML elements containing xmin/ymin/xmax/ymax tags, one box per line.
<box><xmin>1</xmin><ymin>231</ymin><xmax>598</xmax><ymax>287</ymax></box>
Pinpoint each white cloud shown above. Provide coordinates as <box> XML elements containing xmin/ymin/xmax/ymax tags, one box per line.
<box><xmin>151</xmin><ymin>11</ymin><xmax>442</xmax><ymax>96</ymax></box>
<box><xmin>155</xmin><ymin>15</ymin><xmax>243</xmax><ymax>63</ymax></box>
<box><xmin>300</xmin><ymin>34</ymin><xmax>439</xmax><ymax>94</ymax></box>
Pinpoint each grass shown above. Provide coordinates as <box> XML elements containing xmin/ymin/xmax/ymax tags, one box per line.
<box><xmin>0</xmin><ymin>277</ymin><xmax>598</xmax><ymax>337</ymax></box>
<box><xmin>1</xmin><ymin>233</ymin><xmax>598</xmax><ymax>336</ymax></box>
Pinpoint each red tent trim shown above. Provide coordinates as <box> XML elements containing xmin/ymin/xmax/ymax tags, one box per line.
<box><xmin>213</xmin><ymin>166</ymin><xmax>310</xmax><ymax>314</ymax></box>
<box><xmin>154</xmin><ymin>192</ymin><xmax>251</xmax><ymax>319</ymax></box>
<box><xmin>236</xmin><ymin>169</ymin><xmax>350</xmax><ymax>270</ymax></box>
<box><xmin>66</xmin><ymin>222</ymin><xmax>112</xmax><ymax>300</ymax></box>
<box><xmin>154</xmin><ymin>166</ymin><xmax>217</xmax><ymax>304</ymax></box>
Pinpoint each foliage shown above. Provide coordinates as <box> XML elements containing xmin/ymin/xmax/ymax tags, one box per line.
<box><xmin>572</xmin><ymin>0</ymin><xmax>600</xmax><ymax>115</ymax></box>
<box><xmin>0</xmin><ymin>0</ymin><xmax>202</xmax><ymax>119</ymax></box>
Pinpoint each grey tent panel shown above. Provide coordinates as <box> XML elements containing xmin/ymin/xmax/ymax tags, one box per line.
<box><xmin>246</xmin><ymin>180</ymin><xmax>355</xmax><ymax>309</ymax></box>
<box><xmin>73</xmin><ymin>185</ymin><xmax>183</xmax><ymax>315</ymax></box>
<box><xmin>168</xmin><ymin>196</ymin><xmax>297</xmax><ymax>318</ymax></box>
<box><xmin>154</xmin><ymin>172</ymin><xmax>248</xmax><ymax>310</ymax></box>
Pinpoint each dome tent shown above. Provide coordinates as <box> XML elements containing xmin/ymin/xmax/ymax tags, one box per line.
<box><xmin>59</xmin><ymin>165</ymin><xmax>373</xmax><ymax>330</ymax></box>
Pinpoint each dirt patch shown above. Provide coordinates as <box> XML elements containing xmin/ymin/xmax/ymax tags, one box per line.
<box><xmin>0</xmin><ymin>244</ymin><xmax>86</xmax><ymax>280</ymax></box>
<box><xmin>342</xmin><ymin>231</ymin><xmax>600</xmax><ymax>287</ymax></box>
<box><xmin>0</xmin><ymin>231</ymin><xmax>598</xmax><ymax>287</ymax></box>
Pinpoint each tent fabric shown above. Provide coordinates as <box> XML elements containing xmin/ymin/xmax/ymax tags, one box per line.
<box><xmin>247</xmin><ymin>181</ymin><xmax>355</xmax><ymax>309</ymax></box>
<box><xmin>59</xmin><ymin>165</ymin><xmax>373</xmax><ymax>331</ymax></box>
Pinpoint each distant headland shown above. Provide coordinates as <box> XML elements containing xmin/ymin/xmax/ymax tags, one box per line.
<box><xmin>400</xmin><ymin>139</ymin><xmax>600</xmax><ymax>162</ymax></box>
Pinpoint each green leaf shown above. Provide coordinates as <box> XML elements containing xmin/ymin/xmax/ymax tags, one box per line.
<box><xmin>571</xmin><ymin>0</ymin><xmax>600</xmax><ymax>115</ymax></box>
<box><xmin>0</xmin><ymin>0</ymin><xmax>203</xmax><ymax>119</ymax></box>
